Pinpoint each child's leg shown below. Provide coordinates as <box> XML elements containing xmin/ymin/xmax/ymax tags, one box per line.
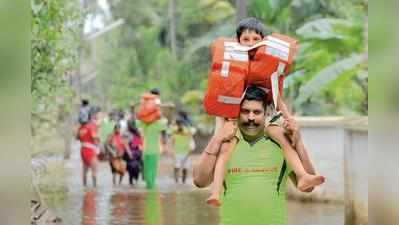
<box><xmin>205</xmin><ymin>117</ymin><xmax>236</xmax><ymax>205</ymax></box>
<box><xmin>206</xmin><ymin>138</ymin><xmax>237</xmax><ymax>206</ymax></box>
<box><xmin>266</xmin><ymin>125</ymin><xmax>325</xmax><ymax>191</ymax></box>
<box><xmin>194</xmin><ymin>116</ymin><xmax>239</xmax><ymax>188</ymax></box>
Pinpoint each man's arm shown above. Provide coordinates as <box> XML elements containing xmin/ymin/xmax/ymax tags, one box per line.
<box><xmin>288</xmin><ymin>131</ymin><xmax>317</xmax><ymax>192</ymax></box>
<box><xmin>192</xmin><ymin>134</ymin><xmax>223</xmax><ymax>188</ymax></box>
<box><xmin>277</xmin><ymin>96</ymin><xmax>318</xmax><ymax>192</ymax></box>
<box><xmin>294</xmin><ymin>132</ymin><xmax>316</xmax><ymax>175</ymax></box>
<box><xmin>277</xmin><ymin>95</ymin><xmax>299</xmax><ymax>145</ymax></box>
<box><xmin>277</xmin><ymin>94</ymin><xmax>291</xmax><ymax>120</ymax></box>
<box><xmin>192</xmin><ymin>119</ymin><xmax>237</xmax><ymax>188</ymax></box>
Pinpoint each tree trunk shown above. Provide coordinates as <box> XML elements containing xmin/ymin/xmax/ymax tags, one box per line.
<box><xmin>235</xmin><ymin>0</ymin><xmax>247</xmax><ymax>25</ymax></box>
<box><xmin>169</xmin><ymin>0</ymin><xmax>177</xmax><ymax>58</ymax></box>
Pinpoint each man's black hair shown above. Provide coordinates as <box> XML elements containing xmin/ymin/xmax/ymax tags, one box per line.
<box><xmin>176</xmin><ymin>118</ymin><xmax>185</xmax><ymax>132</ymax></box>
<box><xmin>241</xmin><ymin>86</ymin><xmax>268</xmax><ymax>110</ymax></box>
<box><xmin>150</xmin><ymin>88</ymin><xmax>160</xmax><ymax>95</ymax></box>
<box><xmin>236</xmin><ymin>17</ymin><xmax>266</xmax><ymax>39</ymax></box>
<box><xmin>82</xmin><ymin>99</ymin><xmax>89</xmax><ymax>106</ymax></box>
<box><xmin>177</xmin><ymin>109</ymin><xmax>192</xmax><ymax>126</ymax></box>
<box><xmin>176</xmin><ymin>118</ymin><xmax>185</xmax><ymax>126</ymax></box>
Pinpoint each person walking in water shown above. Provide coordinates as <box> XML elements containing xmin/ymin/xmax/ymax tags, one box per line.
<box><xmin>77</xmin><ymin>106</ymin><xmax>101</xmax><ymax>187</ymax></box>
<box><xmin>171</xmin><ymin>119</ymin><xmax>196</xmax><ymax>184</ymax></box>
<box><xmin>137</xmin><ymin>88</ymin><xmax>167</xmax><ymax>189</ymax></box>
<box><xmin>106</xmin><ymin>123</ymin><xmax>127</xmax><ymax>186</ymax></box>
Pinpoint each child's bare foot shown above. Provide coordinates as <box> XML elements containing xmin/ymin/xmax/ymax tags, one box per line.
<box><xmin>297</xmin><ymin>174</ymin><xmax>325</xmax><ymax>192</ymax></box>
<box><xmin>206</xmin><ymin>193</ymin><xmax>221</xmax><ymax>207</ymax></box>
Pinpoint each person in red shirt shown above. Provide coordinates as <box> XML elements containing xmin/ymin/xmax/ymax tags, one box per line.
<box><xmin>106</xmin><ymin>123</ymin><xmax>127</xmax><ymax>185</ymax></box>
<box><xmin>77</xmin><ymin>107</ymin><xmax>101</xmax><ymax>187</ymax></box>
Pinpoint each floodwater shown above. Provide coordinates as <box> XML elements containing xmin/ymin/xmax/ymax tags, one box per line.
<box><xmin>42</xmin><ymin>143</ymin><xmax>344</xmax><ymax>225</ymax></box>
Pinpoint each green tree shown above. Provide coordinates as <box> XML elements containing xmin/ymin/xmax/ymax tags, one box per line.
<box><xmin>248</xmin><ymin>0</ymin><xmax>368</xmax><ymax>115</ymax></box>
<box><xmin>31</xmin><ymin>0</ymin><xmax>83</xmax><ymax>155</ymax></box>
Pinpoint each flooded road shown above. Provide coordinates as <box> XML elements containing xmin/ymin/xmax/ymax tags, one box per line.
<box><xmin>42</xmin><ymin>143</ymin><xmax>344</xmax><ymax>225</ymax></box>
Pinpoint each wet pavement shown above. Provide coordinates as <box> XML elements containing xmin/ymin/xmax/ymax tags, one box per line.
<box><xmin>42</xmin><ymin>142</ymin><xmax>344</xmax><ymax>225</ymax></box>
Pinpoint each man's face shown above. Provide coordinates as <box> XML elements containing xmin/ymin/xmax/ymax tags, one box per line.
<box><xmin>239</xmin><ymin>29</ymin><xmax>263</xmax><ymax>47</ymax></box>
<box><xmin>238</xmin><ymin>100</ymin><xmax>266</xmax><ymax>137</ymax></box>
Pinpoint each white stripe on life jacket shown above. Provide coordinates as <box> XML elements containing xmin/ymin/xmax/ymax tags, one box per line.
<box><xmin>271</xmin><ymin>62</ymin><xmax>286</xmax><ymax>108</ymax></box>
<box><xmin>221</xmin><ymin>61</ymin><xmax>230</xmax><ymax>77</ymax></box>
<box><xmin>264</xmin><ymin>40</ymin><xmax>290</xmax><ymax>54</ymax></box>
<box><xmin>223</xmin><ymin>50</ymin><xmax>249</xmax><ymax>62</ymax></box>
<box><xmin>266</xmin><ymin>36</ymin><xmax>291</xmax><ymax>48</ymax></box>
<box><xmin>266</xmin><ymin>46</ymin><xmax>289</xmax><ymax>61</ymax></box>
<box><xmin>217</xmin><ymin>95</ymin><xmax>242</xmax><ymax>105</ymax></box>
<box><xmin>81</xmin><ymin>142</ymin><xmax>99</xmax><ymax>153</ymax></box>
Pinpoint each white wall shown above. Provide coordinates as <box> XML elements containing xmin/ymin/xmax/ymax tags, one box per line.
<box><xmin>344</xmin><ymin>126</ymin><xmax>368</xmax><ymax>225</ymax></box>
<box><xmin>286</xmin><ymin>117</ymin><xmax>367</xmax><ymax>205</ymax></box>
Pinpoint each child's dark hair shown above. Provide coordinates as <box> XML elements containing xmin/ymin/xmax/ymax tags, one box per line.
<box><xmin>236</xmin><ymin>17</ymin><xmax>266</xmax><ymax>39</ymax></box>
<box><xmin>241</xmin><ymin>86</ymin><xmax>268</xmax><ymax>111</ymax></box>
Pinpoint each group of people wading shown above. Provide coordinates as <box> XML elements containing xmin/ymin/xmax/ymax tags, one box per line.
<box><xmin>76</xmin><ymin>88</ymin><xmax>196</xmax><ymax>189</ymax></box>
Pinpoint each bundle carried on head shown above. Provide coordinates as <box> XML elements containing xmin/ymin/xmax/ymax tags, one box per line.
<box><xmin>203</xmin><ymin>33</ymin><xmax>298</xmax><ymax>119</ymax></box>
<box><xmin>136</xmin><ymin>92</ymin><xmax>161</xmax><ymax>124</ymax></box>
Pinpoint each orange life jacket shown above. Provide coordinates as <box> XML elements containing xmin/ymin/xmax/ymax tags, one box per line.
<box><xmin>203</xmin><ymin>34</ymin><xmax>298</xmax><ymax>118</ymax></box>
<box><xmin>136</xmin><ymin>93</ymin><xmax>161</xmax><ymax>124</ymax></box>
<box><xmin>203</xmin><ymin>37</ymin><xmax>249</xmax><ymax>118</ymax></box>
<box><xmin>248</xmin><ymin>33</ymin><xmax>298</xmax><ymax>106</ymax></box>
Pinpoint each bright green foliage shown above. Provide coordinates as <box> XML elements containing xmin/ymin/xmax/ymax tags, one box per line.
<box><xmin>247</xmin><ymin>0</ymin><xmax>367</xmax><ymax>115</ymax></box>
<box><xmin>93</xmin><ymin>0</ymin><xmax>235</xmax><ymax>116</ymax></box>
<box><xmin>78</xmin><ymin>0</ymin><xmax>367</xmax><ymax>133</ymax></box>
<box><xmin>31</xmin><ymin>0</ymin><xmax>83</xmax><ymax>149</ymax></box>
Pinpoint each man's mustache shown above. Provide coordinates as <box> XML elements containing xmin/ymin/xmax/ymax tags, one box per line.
<box><xmin>242</xmin><ymin>121</ymin><xmax>260</xmax><ymax>127</ymax></box>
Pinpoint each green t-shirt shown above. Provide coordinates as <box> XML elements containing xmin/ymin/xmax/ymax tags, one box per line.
<box><xmin>172</xmin><ymin>130</ymin><xmax>192</xmax><ymax>155</ymax></box>
<box><xmin>138</xmin><ymin>119</ymin><xmax>167</xmax><ymax>155</ymax></box>
<box><xmin>98</xmin><ymin>118</ymin><xmax>114</xmax><ymax>143</ymax></box>
<box><xmin>220</xmin><ymin>130</ymin><xmax>292</xmax><ymax>225</ymax></box>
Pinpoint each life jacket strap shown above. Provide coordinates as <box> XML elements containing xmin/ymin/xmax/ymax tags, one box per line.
<box><xmin>211</xmin><ymin>62</ymin><xmax>246</xmax><ymax>77</ymax></box>
<box><xmin>217</xmin><ymin>95</ymin><xmax>242</xmax><ymax>105</ymax></box>
<box><xmin>271</xmin><ymin>62</ymin><xmax>286</xmax><ymax>108</ymax></box>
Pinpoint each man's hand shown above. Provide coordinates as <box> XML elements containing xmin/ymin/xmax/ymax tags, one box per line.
<box><xmin>283</xmin><ymin>116</ymin><xmax>299</xmax><ymax>146</ymax></box>
<box><xmin>217</xmin><ymin>119</ymin><xmax>238</xmax><ymax>142</ymax></box>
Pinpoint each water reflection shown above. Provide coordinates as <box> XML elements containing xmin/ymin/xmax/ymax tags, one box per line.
<box><xmin>145</xmin><ymin>191</ymin><xmax>162</xmax><ymax>225</ymax></box>
<box><xmin>110</xmin><ymin>192</ymin><xmax>129</xmax><ymax>225</ymax></box>
<box><xmin>126</xmin><ymin>193</ymin><xmax>146</xmax><ymax>225</ymax></box>
<box><xmin>44</xmin><ymin>153</ymin><xmax>343</xmax><ymax>225</ymax></box>
<box><xmin>82</xmin><ymin>191</ymin><xmax>97</xmax><ymax>225</ymax></box>
<box><xmin>49</xmin><ymin>185</ymin><xmax>343</xmax><ymax>225</ymax></box>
